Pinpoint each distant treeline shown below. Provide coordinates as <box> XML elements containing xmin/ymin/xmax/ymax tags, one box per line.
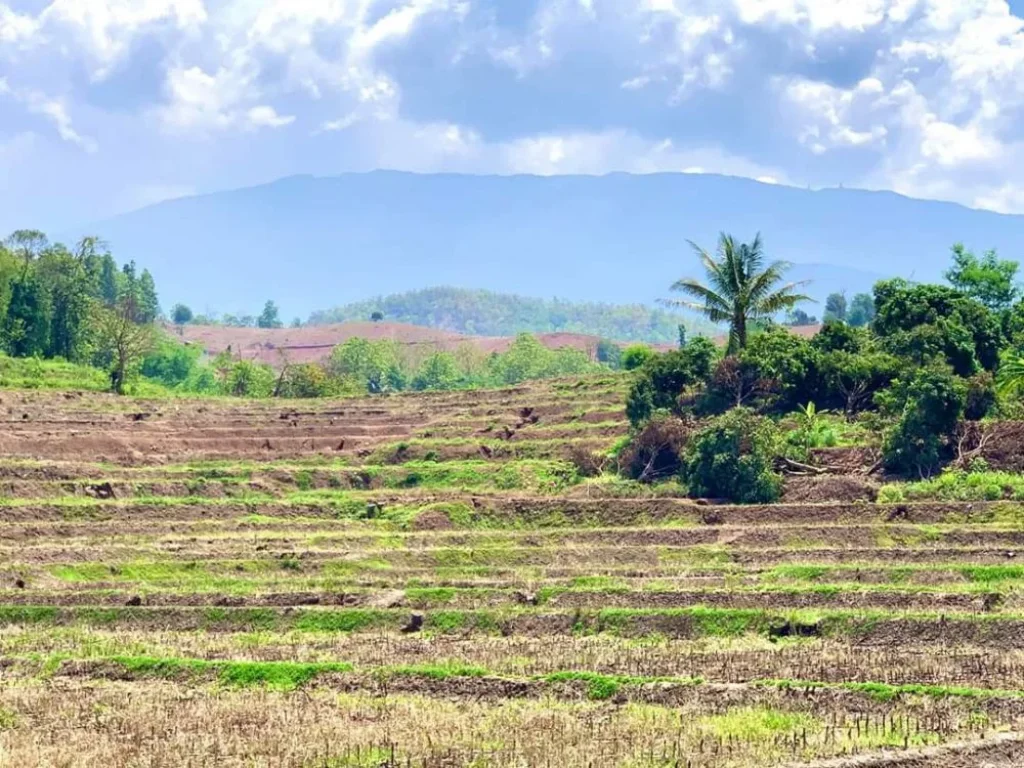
<box><xmin>307</xmin><ymin>287</ymin><xmax>709</xmax><ymax>343</ymax></box>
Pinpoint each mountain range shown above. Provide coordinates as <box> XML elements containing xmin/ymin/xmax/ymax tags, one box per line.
<box><xmin>81</xmin><ymin>171</ymin><xmax>1024</xmax><ymax>320</ymax></box>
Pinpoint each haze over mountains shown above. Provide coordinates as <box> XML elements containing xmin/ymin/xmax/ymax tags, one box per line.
<box><xmin>84</xmin><ymin>171</ymin><xmax>1024</xmax><ymax>320</ymax></box>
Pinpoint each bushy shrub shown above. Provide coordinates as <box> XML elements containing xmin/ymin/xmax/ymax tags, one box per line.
<box><xmin>880</xmin><ymin>365</ymin><xmax>967</xmax><ymax>477</ymax></box>
<box><xmin>620</xmin><ymin>415</ymin><xmax>691</xmax><ymax>483</ymax></box>
<box><xmin>621</xmin><ymin>345</ymin><xmax>656</xmax><ymax>371</ymax></box>
<box><xmin>223</xmin><ymin>359</ymin><xmax>276</xmax><ymax>398</ymax></box>
<box><xmin>141</xmin><ymin>335</ymin><xmax>202</xmax><ymax>388</ymax></box>
<box><xmin>411</xmin><ymin>351</ymin><xmax>462</xmax><ymax>391</ymax></box>
<box><xmin>277</xmin><ymin>363</ymin><xmax>337</xmax><ymax>398</ymax></box>
<box><xmin>625</xmin><ymin>374</ymin><xmax>656</xmax><ymax>427</ymax></box>
<box><xmin>682</xmin><ymin>408</ymin><xmax>782</xmax><ymax>503</ymax></box>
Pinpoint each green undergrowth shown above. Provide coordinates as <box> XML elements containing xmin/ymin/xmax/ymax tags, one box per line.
<box><xmin>2</xmin><ymin>605</ymin><xmax>1023</xmax><ymax>639</ymax></box>
<box><xmin>880</xmin><ymin>470</ymin><xmax>1024</xmax><ymax>503</ymax></box>
<box><xmin>25</xmin><ymin>654</ymin><xmax>1024</xmax><ymax>703</ymax></box>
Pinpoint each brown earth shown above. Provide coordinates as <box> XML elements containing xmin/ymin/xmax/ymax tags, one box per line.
<box><xmin>174</xmin><ymin>321</ymin><xmax>646</xmax><ymax>365</ymax></box>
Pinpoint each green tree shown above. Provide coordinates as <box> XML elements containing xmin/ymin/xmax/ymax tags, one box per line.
<box><xmin>873</xmin><ymin>279</ymin><xmax>1002</xmax><ymax>376</ymax></box>
<box><xmin>880</xmin><ymin>365</ymin><xmax>967</xmax><ymax>477</ymax></box>
<box><xmin>824</xmin><ymin>292</ymin><xmax>847</xmax><ymax>323</ymax></box>
<box><xmin>621</xmin><ymin>345</ymin><xmax>656</xmax><ymax>371</ymax></box>
<box><xmin>171</xmin><ymin>304</ymin><xmax>193</xmax><ymax>326</ymax></box>
<box><xmin>945</xmin><ymin>243</ymin><xmax>1019</xmax><ymax>311</ymax></box>
<box><xmin>257</xmin><ymin>300</ymin><xmax>283</xmax><ymax>329</ymax></box>
<box><xmin>98</xmin><ymin>254</ymin><xmax>120</xmax><ymax>306</ymax></box>
<box><xmin>36</xmin><ymin>245</ymin><xmax>95</xmax><ymax>361</ymax></box>
<box><xmin>96</xmin><ymin>298</ymin><xmax>155</xmax><ymax>394</ymax></box>
<box><xmin>412</xmin><ymin>351</ymin><xmax>461</xmax><ymax>391</ymax></box>
<box><xmin>137</xmin><ymin>269</ymin><xmax>160</xmax><ymax>323</ymax></box>
<box><xmin>2</xmin><ymin>274</ymin><xmax>50</xmax><ymax>357</ymax></box>
<box><xmin>666</xmin><ymin>233</ymin><xmax>811</xmax><ymax>353</ymax></box>
<box><xmin>5</xmin><ymin>230</ymin><xmax>48</xmax><ymax>263</ymax></box>
<box><xmin>786</xmin><ymin>308</ymin><xmax>817</xmax><ymax>326</ymax></box>
<box><xmin>847</xmin><ymin>293</ymin><xmax>875</xmax><ymax>327</ymax></box>
<box><xmin>328</xmin><ymin>337</ymin><xmax>406</xmax><ymax>392</ymax></box>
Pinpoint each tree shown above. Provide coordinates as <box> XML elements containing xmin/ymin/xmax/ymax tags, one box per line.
<box><xmin>786</xmin><ymin>308</ymin><xmax>817</xmax><ymax>326</ymax></box>
<box><xmin>824</xmin><ymin>292</ymin><xmax>847</xmax><ymax>323</ymax></box>
<box><xmin>171</xmin><ymin>304</ymin><xmax>194</xmax><ymax>326</ymax></box>
<box><xmin>847</xmin><ymin>293</ymin><xmax>875</xmax><ymax>327</ymax></box>
<box><xmin>137</xmin><ymin>269</ymin><xmax>160</xmax><ymax>323</ymax></box>
<box><xmin>945</xmin><ymin>243</ymin><xmax>1019</xmax><ymax>311</ymax></box>
<box><xmin>873</xmin><ymin>279</ymin><xmax>1002</xmax><ymax>376</ymax></box>
<box><xmin>98</xmin><ymin>254</ymin><xmax>120</xmax><ymax>306</ymax></box>
<box><xmin>880</xmin><ymin>365</ymin><xmax>967</xmax><ymax>477</ymax></box>
<box><xmin>621</xmin><ymin>345</ymin><xmax>656</xmax><ymax>371</ymax></box>
<box><xmin>97</xmin><ymin>300</ymin><xmax>155</xmax><ymax>394</ymax></box>
<box><xmin>328</xmin><ymin>337</ymin><xmax>406</xmax><ymax>393</ymax></box>
<box><xmin>4</xmin><ymin>230</ymin><xmax>48</xmax><ymax>263</ymax></box>
<box><xmin>666</xmin><ymin>233</ymin><xmax>812</xmax><ymax>353</ymax></box>
<box><xmin>370</xmin><ymin>311</ymin><xmax>384</xmax><ymax>322</ymax></box>
<box><xmin>257</xmin><ymin>300</ymin><xmax>283</xmax><ymax>329</ymax></box>
<box><xmin>412</xmin><ymin>351</ymin><xmax>461</xmax><ymax>391</ymax></box>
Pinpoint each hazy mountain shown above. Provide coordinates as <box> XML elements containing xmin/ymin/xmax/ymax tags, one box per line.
<box><xmin>83</xmin><ymin>171</ymin><xmax>1023</xmax><ymax>319</ymax></box>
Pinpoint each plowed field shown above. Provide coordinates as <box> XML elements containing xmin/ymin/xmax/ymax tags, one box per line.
<box><xmin>1</xmin><ymin>375</ymin><xmax>1022</xmax><ymax>766</ymax></box>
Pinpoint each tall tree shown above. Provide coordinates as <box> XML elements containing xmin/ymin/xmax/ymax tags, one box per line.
<box><xmin>4</xmin><ymin>230</ymin><xmax>48</xmax><ymax>263</ymax></box>
<box><xmin>97</xmin><ymin>294</ymin><xmax>154</xmax><ymax>394</ymax></box>
<box><xmin>945</xmin><ymin>243</ymin><xmax>1019</xmax><ymax>311</ymax></box>
<box><xmin>99</xmin><ymin>254</ymin><xmax>120</xmax><ymax>306</ymax></box>
<box><xmin>137</xmin><ymin>269</ymin><xmax>160</xmax><ymax>323</ymax></box>
<box><xmin>36</xmin><ymin>245</ymin><xmax>94</xmax><ymax>361</ymax></box>
<box><xmin>824</xmin><ymin>292</ymin><xmax>847</xmax><ymax>322</ymax></box>
<box><xmin>666</xmin><ymin>233</ymin><xmax>811</xmax><ymax>353</ymax></box>
<box><xmin>257</xmin><ymin>300</ymin><xmax>283</xmax><ymax>329</ymax></box>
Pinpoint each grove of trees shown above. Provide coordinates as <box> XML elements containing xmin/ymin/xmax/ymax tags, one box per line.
<box><xmin>621</xmin><ymin>234</ymin><xmax>1024</xmax><ymax>503</ymax></box>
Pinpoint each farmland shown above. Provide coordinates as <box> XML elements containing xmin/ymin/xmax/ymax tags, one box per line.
<box><xmin>1</xmin><ymin>374</ymin><xmax>1024</xmax><ymax>766</ymax></box>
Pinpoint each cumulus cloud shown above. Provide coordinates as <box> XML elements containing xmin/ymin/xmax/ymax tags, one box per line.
<box><xmin>4</xmin><ymin>0</ymin><xmax>1024</xmax><ymax>223</ymax></box>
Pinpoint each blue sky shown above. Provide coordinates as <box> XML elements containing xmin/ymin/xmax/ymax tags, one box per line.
<box><xmin>4</xmin><ymin>0</ymin><xmax>1024</xmax><ymax>233</ymax></box>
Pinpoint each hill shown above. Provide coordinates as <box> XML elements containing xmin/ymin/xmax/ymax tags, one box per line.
<box><xmin>84</xmin><ymin>170</ymin><xmax>1024</xmax><ymax>319</ymax></box>
<box><xmin>306</xmin><ymin>287</ymin><xmax>707</xmax><ymax>343</ymax></box>
<box><xmin>175</xmin><ymin>320</ymin><xmax>658</xmax><ymax>367</ymax></box>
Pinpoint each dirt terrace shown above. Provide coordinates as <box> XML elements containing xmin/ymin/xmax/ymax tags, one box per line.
<box><xmin>1</xmin><ymin>377</ymin><xmax>1024</xmax><ymax>766</ymax></box>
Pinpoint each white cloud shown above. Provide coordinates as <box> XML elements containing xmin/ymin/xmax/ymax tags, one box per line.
<box><xmin>246</xmin><ymin>105</ymin><xmax>295</xmax><ymax>129</ymax></box>
<box><xmin>40</xmin><ymin>0</ymin><xmax>207</xmax><ymax>78</ymax></box>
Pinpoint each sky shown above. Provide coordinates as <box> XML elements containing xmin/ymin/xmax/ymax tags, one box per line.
<box><xmin>4</xmin><ymin>0</ymin><xmax>1024</xmax><ymax>233</ymax></box>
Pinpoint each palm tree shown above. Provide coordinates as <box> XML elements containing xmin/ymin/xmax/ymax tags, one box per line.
<box><xmin>665</xmin><ymin>233</ymin><xmax>812</xmax><ymax>353</ymax></box>
<box><xmin>997</xmin><ymin>355</ymin><xmax>1024</xmax><ymax>398</ymax></box>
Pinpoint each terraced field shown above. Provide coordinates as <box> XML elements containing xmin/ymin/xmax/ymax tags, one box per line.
<box><xmin>2</xmin><ymin>375</ymin><xmax>1024</xmax><ymax>766</ymax></box>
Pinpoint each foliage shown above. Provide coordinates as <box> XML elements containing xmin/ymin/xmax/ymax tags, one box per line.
<box><xmin>308</xmin><ymin>286</ymin><xmax>705</xmax><ymax>343</ymax></box>
<box><xmin>595</xmin><ymin>339</ymin><xmax>622</xmax><ymax>369</ymax></box>
<box><xmin>411</xmin><ymin>351</ymin><xmax>462</xmax><ymax>391</ymax></box>
<box><xmin>141</xmin><ymin>335</ymin><xmax>203</xmax><ymax>388</ymax></box>
<box><xmin>818</xmin><ymin>348</ymin><xmax>900</xmax><ymax>415</ymax></box>
<box><xmin>620</xmin><ymin>415</ymin><xmax>690</xmax><ymax>482</ymax></box>
<box><xmin>666</xmin><ymin>232</ymin><xmax>812</xmax><ymax>353</ymax></box>
<box><xmin>625</xmin><ymin>337</ymin><xmax>717</xmax><ymax>426</ymax></box>
<box><xmin>785</xmin><ymin>402</ymin><xmax>837</xmax><ymax>456</ymax></box>
<box><xmin>683</xmin><ymin>408</ymin><xmax>782</xmax><ymax>503</ymax></box>
<box><xmin>327</xmin><ymin>337</ymin><xmax>406</xmax><ymax>393</ymax></box>
<box><xmin>812</xmin><ymin>321</ymin><xmax>865</xmax><ymax>355</ymax></box>
<box><xmin>944</xmin><ymin>243</ymin><xmax>1019</xmax><ymax>311</ymax></box>
<box><xmin>171</xmin><ymin>304</ymin><xmax>193</xmax><ymax>326</ymax></box>
<box><xmin>847</xmin><ymin>293</ymin><xmax>875</xmax><ymax>327</ymax></box>
<box><xmin>621</xmin><ymin>345</ymin><xmax>655</xmax><ymax>371</ymax></box>
<box><xmin>879</xmin><ymin>365</ymin><xmax>967</xmax><ymax>477</ymax></box>
<box><xmin>823</xmin><ymin>293</ymin><xmax>847</xmax><ymax>322</ymax></box>
<box><xmin>221</xmin><ymin>358</ymin><xmax>276</xmax><ymax>398</ymax></box>
<box><xmin>873</xmin><ymin>279</ymin><xmax>1002</xmax><ymax>376</ymax></box>
<box><xmin>276</xmin><ymin>363</ymin><xmax>337</xmax><ymax>398</ymax></box>
<box><xmin>786</xmin><ymin>308</ymin><xmax>817</xmax><ymax>326</ymax></box>
<box><xmin>257</xmin><ymin>300</ymin><xmax>283</xmax><ymax>329</ymax></box>
<box><xmin>487</xmin><ymin>334</ymin><xmax>596</xmax><ymax>385</ymax></box>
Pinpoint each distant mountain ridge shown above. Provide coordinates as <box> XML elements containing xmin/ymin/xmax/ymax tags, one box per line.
<box><xmin>307</xmin><ymin>286</ymin><xmax>713</xmax><ymax>343</ymax></box>
<box><xmin>83</xmin><ymin>171</ymin><xmax>1024</xmax><ymax>319</ymax></box>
